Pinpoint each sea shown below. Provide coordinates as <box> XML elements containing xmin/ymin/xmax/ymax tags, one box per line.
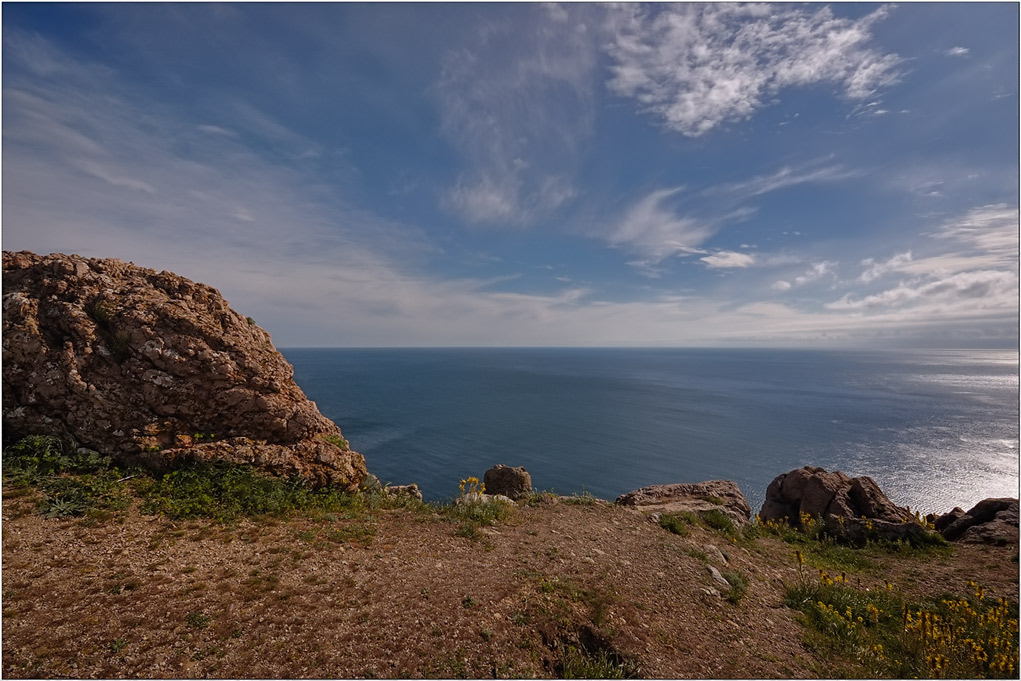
<box><xmin>283</xmin><ymin>347</ymin><xmax>1019</xmax><ymax>515</ymax></box>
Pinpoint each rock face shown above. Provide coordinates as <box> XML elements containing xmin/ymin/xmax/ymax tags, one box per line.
<box><xmin>2</xmin><ymin>251</ymin><xmax>367</xmax><ymax>490</ymax></box>
<box><xmin>483</xmin><ymin>464</ymin><xmax>532</xmax><ymax>500</ymax></box>
<box><xmin>938</xmin><ymin>498</ymin><xmax>1019</xmax><ymax>545</ymax></box>
<box><xmin>760</xmin><ymin>466</ymin><xmax>929</xmax><ymax>543</ymax></box>
<box><xmin>616</xmin><ymin>480</ymin><xmax>752</xmax><ymax>526</ymax></box>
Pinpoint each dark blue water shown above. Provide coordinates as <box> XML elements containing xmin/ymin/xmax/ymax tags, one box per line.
<box><xmin>283</xmin><ymin>348</ymin><xmax>1019</xmax><ymax>514</ymax></box>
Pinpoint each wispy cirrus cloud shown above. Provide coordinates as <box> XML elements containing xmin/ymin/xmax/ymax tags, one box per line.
<box><xmin>604</xmin><ymin>3</ymin><xmax>901</xmax><ymax>136</ymax></box>
<box><xmin>606</xmin><ymin>157</ymin><xmax>855</xmax><ymax>270</ymax></box>
<box><xmin>605</xmin><ymin>186</ymin><xmax>713</xmax><ymax>262</ymax></box>
<box><xmin>703</xmin><ymin>160</ymin><xmax>861</xmax><ymax>200</ymax></box>
<box><xmin>927</xmin><ymin>203</ymin><xmax>1018</xmax><ymax>263</ymax></box>
<box><xmin>437</xmin><ymin>4</ymin><xmax>595</xmax><ymax>225</ymax></box>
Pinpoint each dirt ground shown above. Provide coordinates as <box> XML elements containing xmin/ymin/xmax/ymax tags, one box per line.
<box><xmin>2</xmin><ymin>493</ymin><xmax>1018</xmax><ymax>679</ymax></box>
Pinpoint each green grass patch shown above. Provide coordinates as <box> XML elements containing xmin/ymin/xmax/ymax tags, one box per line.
<box><xmin>556</xmin><ymin>643</ymin><xmax>640</xmax><ymax>679</ymax></box>
<box><xmin>755</xmin><ymin>514</ymin><xmax>950</xmax><ymax>576</ymax></box>
<box><xmin>700</xmin><ymin>509</ymin><xmax>738</xmax><ymax>539</ymax></box>
<box><xmin>658</xmin><ymin>511</ymin><xmax>702</xmax><ymax>537</ymax></box>
<box><xmin>2</xmin><ymin>436</ymin><xmax>131</xmax><ymax>518</ymax></box>
<box><xmin>441</xmin><ymin>495</ymin><xmax>514</xmax><ymax>540</ymax></box>
<box><xmin>721</xmin><ymin>570</ymin><xmax>749</xmax><ymax>605</ymax></box>
<box><xmin>3</xmin><ymin>434</ymin><xmax>433</xmax><ymax>524</ymax></box>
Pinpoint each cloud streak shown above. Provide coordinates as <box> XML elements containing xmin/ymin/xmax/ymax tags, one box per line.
<box><xmin>437</xmin><ymin>4</ymin><xmax>595</xmax><ymax>225</ymax></box>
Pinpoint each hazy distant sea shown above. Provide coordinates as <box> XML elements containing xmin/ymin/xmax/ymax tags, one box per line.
<box><xmin>283</xmin><ymin>348</ymin><xmax>1019</xmax><ymax>514</ymax></box>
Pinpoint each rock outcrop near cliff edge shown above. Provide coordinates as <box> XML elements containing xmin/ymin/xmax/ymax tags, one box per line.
<box><xmin>937</xmin><ymin>498</ymin><xmax>1019</xmax><ymax>545</ymax></box>
<box><xmin>2</xmin><ymin>251</ymin><xmax>367</xmax><ymax>489</ymax></box>
<box><xmin>616</xmin><ymin>480</ymin><xmax>752</xmax><ymax>526</ymax></box>
<box><xmin>760</xmin><ymin>466</ymin><xmax>930</xmax><ymax>543</ymax></box>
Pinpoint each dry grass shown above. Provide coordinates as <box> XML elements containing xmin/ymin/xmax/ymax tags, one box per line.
<box><xmin>2</xmin><ymin>488</ymin><xmax>1017</xmax><ymax>678</ymax></box>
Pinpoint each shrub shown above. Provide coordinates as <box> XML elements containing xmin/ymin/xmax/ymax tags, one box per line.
<box><xmin>658</xmin><ymin>513</ymin><xmax>691</xmax><ymax>537</ymax></box>
<box><xmin>557</xmin><ymin>644</ymin><xmax>640</xmax><ymax>679</ymax></box>
<box><xmin>700</xmin><ymin>509</ymin><xmax>737</xmax><ymax>538</ymax></box>
<box><xmin>3</xmin><ymin>437</ymin><xmax>128</xmax><ymax>517</ymax></box>
<box><xmin>722</xmin><ymin>570</ymin><xmax>749</xmax><ymax>604</ymax></box>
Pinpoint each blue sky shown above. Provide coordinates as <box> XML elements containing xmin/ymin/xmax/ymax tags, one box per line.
<box><xmin>3</xmin><ymin>2</ymin><xmax>1018</xmax><ymax>347</ymax></box>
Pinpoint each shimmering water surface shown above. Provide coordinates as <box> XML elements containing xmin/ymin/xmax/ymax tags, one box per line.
<box><xmin>283</xmin><ymin>348</ymin><xmax>1019</xmax><ymax>513</ymax></box>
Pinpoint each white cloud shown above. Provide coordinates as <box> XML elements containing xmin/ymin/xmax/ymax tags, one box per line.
<box><xmin>946</xmin><ymin>46</ymin><xmax>970</xmax><ymax>57</ymax></box>
<box><xmin>795</xmin><ymin>261</ymin><xmax>838</xmax><ymax>286</ymax></box>
<box><xmin>705</xmin><ymin>161</ymin><xmax>860</xmax><ymax>199</ymax></box>
<box><xmin>928</xmin><ymin>203</ymin><xmax>1019</xmax><ymax>261</ymax></box>
<box><xmin>824</xmin><ymin>205</ymin><xmax>1018</xmax><ymax>328</ymax></box>
<box><xmin>437</xmin><ymin>5</ymin><xmax>595</xmax><ymax>224</ymax></box>
<box><xmin>77</xmin><ymin>160</ymin><xmax>158</xmax><ymax>195</ymax></box>
<box><xmin>859</xmin><ymin>251</ymin><xmax>912</xmax><ymax>283</ymax></box>
<box><xmin>607</xmin><ymin>187</ymin><xmax>713</xmax><ymax>262</ymax></box>
<box><xmin>449</xmin><ymin>178</ymin><xmax>518</xmax><ymax>223</ymax></box>
<box><xmin>700</xmin><ymin>251</ymin><xmax>755</xmax><ymax>269</ymax></box>
<box><xmin>770</xmin><ymin>260</ymin><xmax>838</xmax><ymax>294</ymax></box>
<box><xmin>826</xmin><ymin>270</ymin><xmax>1018</xmax><ymax>312</ymax></box>
<box><xmin>197</xmin><ymin>124</ymin><xmax>237</xmax><ymax>138</ymax></box>
<box><xmin>604</xmin><ymin>4</ymin><xmax>901</xmax><ymax>136</ymax></box>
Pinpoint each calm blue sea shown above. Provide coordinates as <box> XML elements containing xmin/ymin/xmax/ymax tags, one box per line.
<box><xmin>282</xmin><ymin>348</ymin><xmax>1019</xmax><ymax>514</ymax></box>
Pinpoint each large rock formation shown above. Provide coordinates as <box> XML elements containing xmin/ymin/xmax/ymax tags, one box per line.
<box><xmin>2</xmin><ymin>251</ymin><xmax>367</xmax><ymax>489</ymax></box>
<box><xmin>616</xmin><ymin>480</ymin><xmax>752</xmax><ymax>526</ymax></box>
<box><xmin>936</xmin><ymin>498</ymin><xmax>1019</xmax><ymax>545</ymax></box>
<box><xmin>760</xmin><ymin>466</ymin><xmax>931</xmax><ymax>543</ymax></box>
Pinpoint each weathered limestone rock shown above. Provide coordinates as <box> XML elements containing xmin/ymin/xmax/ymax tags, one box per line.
<box><xmin>2</xmin><ymin>251</ymin><xmax>367</xmax><ymax>490</ymax></box>
<box><xmin>384</xmin><ymin>483</ymin><xmax>423</xmax><ymax>502</ymax></box>
<box><xmin>454</xmin><ymin>491</ymin><xmax>514</xmax><ymax>506</ymax></box>
<box><xmin>483</xmin><ymin>464</ymin><xmax>532</xmax><ymax>500</ymax></box>
<box><xmin>939</xmin><ymin>498</ymin><xmax>1019</xmax><ymax>545</ymax></box>
<box><xmin>615</xmin><ymin>480</ymin><xmax>752</xmax><ymax>526</ymax></box>
<box><xmin>760</xmin><ymin>466</ymin><xmax>931</xmax><ymax>543</ymax></box>
<box><xmin>707</xmin><ymin>565</ymin><xmax>730</xmax><ymax>588</ymax></box>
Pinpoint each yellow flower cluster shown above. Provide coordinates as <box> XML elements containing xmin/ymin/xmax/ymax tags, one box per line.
<box><xmin>816</xmin><ymin>569</ymin><xmax>848</xmax><ymax>587</ymax></box>
<box><xmin>903</xmin><ymin>588</ymin><xmax>1018</xmax><ymax>678</ymax></box>
<box><xmin>757</xmin><ymin>514</ymin><xmax>789</xmax><ymax>533</ymax></box>
<box><xmin>458</xmin><ymin>476</ymin><xmax>485</xmax><ymax>496</ymax></box>
<box><xmin>814</xmin><ymin>598</ymin><xmax>868</xmax><ymax>641</ymax></box>
<box><xmin>902</xmin><ymin>505</ymin><xmax>937</xmax><ymax>529</ymax></box>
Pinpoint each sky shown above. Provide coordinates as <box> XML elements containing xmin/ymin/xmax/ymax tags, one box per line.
<box><xmin>2</xmin><ymin>2</ymin><xmax>1018</xmax><ymax>348</ymax></box>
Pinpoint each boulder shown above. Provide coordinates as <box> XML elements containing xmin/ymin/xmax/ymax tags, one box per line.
<box><xmin>454</xmin><ymin>491</ymin><xmax>514</xmax><ymax>506</ymax></box>
<box><xmin>2</xmin><ymin>251</ymin><xmax>368</xmax><ymax>490</ymax></box>
<box><xmin>483</xmin><ymin>464</ymin><xmax>532</xmax><ymax>500</ymax></box>
<box><xmin>939</xmin><ymin>498</ymin><xmax>1018</xmax><ymax>545</ymax></box>
<box><xmin>616</xmin><ymin>480</ymin><xmax>751</xmax><ymax>526</ymax></box>
<box><xmin>933</xmin><ymin>507</ymin><xmax>966</xmax><ymax>533</ymax></box>
<box><xmin>384</xmin><ymin>483</ymin><xmax>423</xmax><ymax>502</ymax></box>
<box><xmin>760</xmin><ymin>466</ymin><xmax>930</xmax><ymax>543</ymax></box>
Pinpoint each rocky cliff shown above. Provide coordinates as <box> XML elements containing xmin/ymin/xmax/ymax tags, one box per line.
<box><xmin>2</xmin><ymin>251</ymin><xmax>367</xmax><ymax>489</ymax></box>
